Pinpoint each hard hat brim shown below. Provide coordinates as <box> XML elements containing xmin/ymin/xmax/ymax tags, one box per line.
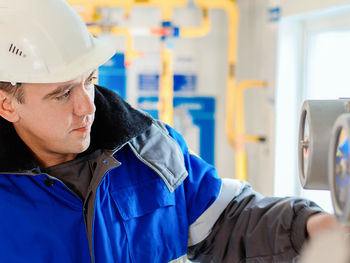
<box><xmin>15</xmin><ymin>35</ymin><xmax>117</xmax><ymax>84</ymax></box>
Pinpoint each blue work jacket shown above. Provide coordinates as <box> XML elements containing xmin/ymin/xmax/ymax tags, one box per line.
<box><xmin>0</xmin><ymin>120</ymin><xmax>228</xmax><ymax>263</ymax></box>
<box><xmin>0</xmin><ymin>86</ymin><xmax>322</xmax><ymax>263</ymax></box>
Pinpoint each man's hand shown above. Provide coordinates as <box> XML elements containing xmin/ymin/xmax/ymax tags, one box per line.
<box><xmin>301</xmin><ymin>213</ymin><xmax>349</xmax><ymax>263</ymax></box>
<box><xmin>306</xmin><ymin>213</ymin><xmax>340</xmax><ymax>238</ymax></box>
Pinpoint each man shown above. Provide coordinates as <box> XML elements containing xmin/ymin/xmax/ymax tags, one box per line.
<box><xmin>0</xmin><ymin>0</ymin><xmax>338</xmax><ymax>262</ymax></box>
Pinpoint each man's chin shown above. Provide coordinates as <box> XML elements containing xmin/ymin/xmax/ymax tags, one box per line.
<box><xmin>72</xmin><ymin>137</ymin><xmax>91</xmax><ymax>154</ymax></box>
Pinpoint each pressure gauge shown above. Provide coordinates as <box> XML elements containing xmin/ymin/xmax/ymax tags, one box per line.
<box><xmin>298</xmin><ymin>100</ymin><xmax>350</xmax><ymax>189</ymax></box>
<box><xmin>329</xmin><ymin>114</ymin><xmax>350</xmax><ymax>223</ymax></box>
<box><xmin>299</xmin><ymin>108</ymin><xmax>311</xmax><ymax>187</ymax></box>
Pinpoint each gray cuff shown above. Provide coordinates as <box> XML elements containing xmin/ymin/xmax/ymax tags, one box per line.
<box><xmin>291</xmin><ymin>206</ymin><xmax>323</xmax><ymax>253</ymax></box>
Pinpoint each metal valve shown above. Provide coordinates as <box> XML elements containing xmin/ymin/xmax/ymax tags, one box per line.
<box><xmin>298</xmin><ymin>100</ymin><xmax>350</xmax><ymax>189</ymax></box>
<box><xmin>329</xmin><ymin>115</ymin><xmax>350</xmax><ymax>223</ymax></box>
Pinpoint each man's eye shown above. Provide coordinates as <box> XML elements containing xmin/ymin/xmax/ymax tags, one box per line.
<box><xmin>86</xmin><ymin>76</ymin><xmax>97</xmax><ymax>85</ymax></box>
<box><xmin>56</xmin><ymin>90</ymin><xmax>71</xmax><ymax>100</ymax></box>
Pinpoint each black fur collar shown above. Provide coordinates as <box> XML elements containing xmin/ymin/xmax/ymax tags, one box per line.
<box><xmin>0</xmin><ymin>85</ymin><xmax>152</xmax><ymax>172</ymax></box>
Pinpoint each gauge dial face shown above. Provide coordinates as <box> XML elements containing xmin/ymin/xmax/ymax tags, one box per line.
<box><xmin>302</xmin><ymin>116</ymin><xmax>310</xmax><ymax>179</ymax></box>
<box><xmin>334</xmin><ymin>128</ymin><xmax>350</xmax><ymax>213</ymax></box>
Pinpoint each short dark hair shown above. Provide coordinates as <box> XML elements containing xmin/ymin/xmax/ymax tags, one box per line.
<box><xmin>0</xmin><ymin>82</ymin><xmax>24</xmax><ymax>103</ymax></box>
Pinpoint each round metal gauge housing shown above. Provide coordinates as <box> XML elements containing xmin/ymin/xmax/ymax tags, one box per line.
<box><xmin>329</xmin><ymin>114</ymin><xmax>350</xmax><ymax>223</ymax></box>
<box><xmin>298</xmin><ymin>100</ymin><xmax>350</xmax><ymax>189</ymax></box>
<box><xmin>299</xmin><ymin>108</ymin><xmax>311</xmax><ymax>186</ymax></box>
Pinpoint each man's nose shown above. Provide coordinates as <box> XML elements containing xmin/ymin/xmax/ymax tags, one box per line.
<box><xmin>73</xmin><ymin>85</ymin><xmax>96</xmax><ymax>116</ymax></box>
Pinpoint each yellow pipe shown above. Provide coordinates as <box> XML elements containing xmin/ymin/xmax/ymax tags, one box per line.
<box><xmin>244</xmin><ymin>135</ymin><xmax>265</xmax><ymax>143</ymax></box>
<box><xmin>235</xmin><ymin>152</ymin><xmax>246</xmax><ymax>181</ymax></box>
<box><xmin>226</xmin><ymin>77</ymin><xmax>236</xmax><ymax>146</ymax></box>
<box><xmin>180</xmin><ymin>8</ymin><xmax>211</xmax><ymax>38</ymax></box>
<box><xmin>67</xmin><ymin>0</ymin><xmax>188</xmax><ymax>70</ymax></box>
<box><xmin>88</xmin><ymin>25</ymin><xmax>143</xmax><ymax>66</ymax></box>
<box><xmin>110</xmin><ymin>27</ymin><xmax>143</xmax><ymax>66</ymax></box>
<box><xmin>233</xmin><ymin>80</ymin><xmax>267</xmax><ymax>181</ymax></box>
<box><xmin>72</xmin><ymin>3</ymin><xmax>96</xmax><ymax>23</ymax></box>
<box><xmin>193</xmin><ymin>1</ymin><xmax>241</xmax><ymax>180</ymax></box>
<box><xmin>197</xmin><ymin>2</ymin><xmax>238</xmax><ymax>144</ymax></box>
<box><xmin>70</xmin><ymin>0</ymin><xmax>211</xmax><ymax>39</ymax></box>
<box><xmin>159</xmin><ymin>5</ymin><xmax>212</xmax><ymax>124</ymax></box>
<box><xmin>86</xmin><ymin>25</ymin><xmax>102</xmax><ymax>35</ymax></box>
<box><xmin>69</xmin><ymin>0</ymin><xmax>213</xmax><ymax>126</ymax></box>
<box><xmin>67</xmin><ymin>0</ymin><xmax>177</xmax><ymax>6</ymax></box>
<box><xmin>159</xmin><ymin>44</ymin><xmax>174</xmax><ymax>126</ymax></box>
<box><xmin>235</xmin><ymin>81</ymin><xmax>266</xmax><ymax>139</ymax></box>
<box><xmin>193</xmin><ymin>0</ymin><xmax>268</xmax><ymax>182</ymax></box>
<box><xmin>67</xmin><ymin>0</ymin><xmax>187</xmax><ymax>20</ymax></box>
<box><xmin>193</xmin><ymin>1</ymin><xmax>238</xmax><ymax>66</ymax></box>
<box><xmin>69</xmin><ymin>0</ymin><xmax>260</xmax><ymax>181</ymax></box>
<box><xmin>189</xmin><ymin>1</ymin><xmax>238</xmax><ymax>144</ymax></box>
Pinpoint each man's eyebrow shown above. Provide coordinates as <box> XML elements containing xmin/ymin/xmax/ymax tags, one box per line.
<box><xmin>42</xmin><ymin>70</ymin><xmax>96</xmax><ymax>100</ymax></box>
<box><xmin>85</xmin><ymin>70</ymin><xmax>96</xmax><ymax>81</ymax></box>
<box><xmin>42</xmin><ymin>84</ymin><xmax>74</xmax><ymax>100</ymax></box>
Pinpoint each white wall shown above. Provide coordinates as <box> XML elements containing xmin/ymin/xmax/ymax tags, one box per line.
<box><xmin>98</xmin><ymin>0</ymin><xmax>350</xmax><ymax>197</ymax></box>
<box><xmin>282</xmin><ymin>0</ymin><xmax>350</xmax><ymax>17</ymax></box>
<box><xmin>273</xmin><ymin>0</ymin><xmax>350</xmax><ymax>208</ymax></box>
<box><xmin>234</xmin><ymin>0</ymin><xmax>281</xmax><ymax>195</ymax></box>
<box><xmin>234</xmin><ymin>0</ymin><xmax>350</xmax><ymax>198</ymax></box>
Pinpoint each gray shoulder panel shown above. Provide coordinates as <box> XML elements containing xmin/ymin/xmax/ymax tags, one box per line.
<box><xmin>128</xmin><ymin>120</ymin><xmax>188</xmax><ymax>192</ymax></box>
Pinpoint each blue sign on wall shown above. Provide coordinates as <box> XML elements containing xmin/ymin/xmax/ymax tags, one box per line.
<box><xmin>138</xmin><ymin>74</ymin><xmax>197</xmax><ymax>92</ymax></box>
<box><xmin>138</xmin><ymin>96</ymin><xmax>215</xmax><ymax>165</ymax></box>
<box><xmin>268</xmin><ymin>7</ymin><xmax>281</xmax><ymax>22</ymax></box>
<box><xmin>98</xmin><ymin>53</ymin><xmax>127</xmax><ymax>100</ymax></box>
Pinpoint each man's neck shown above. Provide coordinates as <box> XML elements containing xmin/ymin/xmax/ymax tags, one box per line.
<box><xmin>33</xmin><ymin>152</ymin><xmax>77</xmax><ymax>169</ymax></box>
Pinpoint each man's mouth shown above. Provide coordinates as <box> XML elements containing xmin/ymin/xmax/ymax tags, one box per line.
<box><xmin>72</xmin><ymin>120</ymin><xmax>92</xmax><ymax>133</ymax></box>
<box><xmin>73</xmin><ymin>126</ymin><xmax>90</xmax><ymax>132</ymax></box>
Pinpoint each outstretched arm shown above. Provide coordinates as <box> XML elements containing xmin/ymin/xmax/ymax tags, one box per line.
<box><xmin>187</xmin><ymin>184</ymin><xmax>324</xmax><ymax>262</ymax></box>
<box><xmin>165</xmin><ymin>123</ymin><xmax>337</xmax><ymax>263</ymax></box>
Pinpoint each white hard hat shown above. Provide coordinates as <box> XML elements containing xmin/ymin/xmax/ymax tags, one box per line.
<box><xmin>0</xmin><ymin>0</ymin><xmax>116</xmax><ymax>83</ymax></box>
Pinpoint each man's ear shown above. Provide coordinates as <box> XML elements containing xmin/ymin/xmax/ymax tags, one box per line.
<box><xmin>0</xmin><ymin>90</ymin><xmax>20</xmax><ymax>122</ymax></box>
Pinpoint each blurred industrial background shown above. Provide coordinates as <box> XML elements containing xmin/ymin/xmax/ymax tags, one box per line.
<box><xmin>66</xmin><ymin>0</ymin><xmax>350</xmax><ymax>212</ymax></box>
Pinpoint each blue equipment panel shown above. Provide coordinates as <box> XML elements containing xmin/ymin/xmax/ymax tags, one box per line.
<box><xmin>138</xmin><ymin>74</ymin><xmax>197</xmax><ymax>92</ymax></box>
<box><xmin>98</xmin><ymin>53</ymin><xmax>127</xmax><ymax>100</ymax></box>
<box><xmin>138</xmin><ymin>96</ymin><xmax>215</xmax><ymax>165</ymax></box>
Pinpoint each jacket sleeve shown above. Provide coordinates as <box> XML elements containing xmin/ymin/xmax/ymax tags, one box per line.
<box><xmin>187</xmin><ymin>184</ymin><xmax>323</xmax><ymax>262</ymax></box>
<box><xmin>165</xmin><ymin>124</ymin><xmax>323</xmax><ymax>263</ymax></box>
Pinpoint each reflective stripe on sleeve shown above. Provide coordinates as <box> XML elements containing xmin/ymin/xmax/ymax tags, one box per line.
<box><xmin>168</xmin><ymin>254</ymin><xmax>189</xmax><ymax>263</ymax></box>
<box><xmin>188</xmin><ymin>178</ymin><xmax>245</xmax><ymax>246</ymax></box>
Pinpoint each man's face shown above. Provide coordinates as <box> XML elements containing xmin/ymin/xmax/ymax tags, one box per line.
<box><xmin>12</xmin><ymin>71</ymin><xmax>96</xmax><ymax>167</ymax></box>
